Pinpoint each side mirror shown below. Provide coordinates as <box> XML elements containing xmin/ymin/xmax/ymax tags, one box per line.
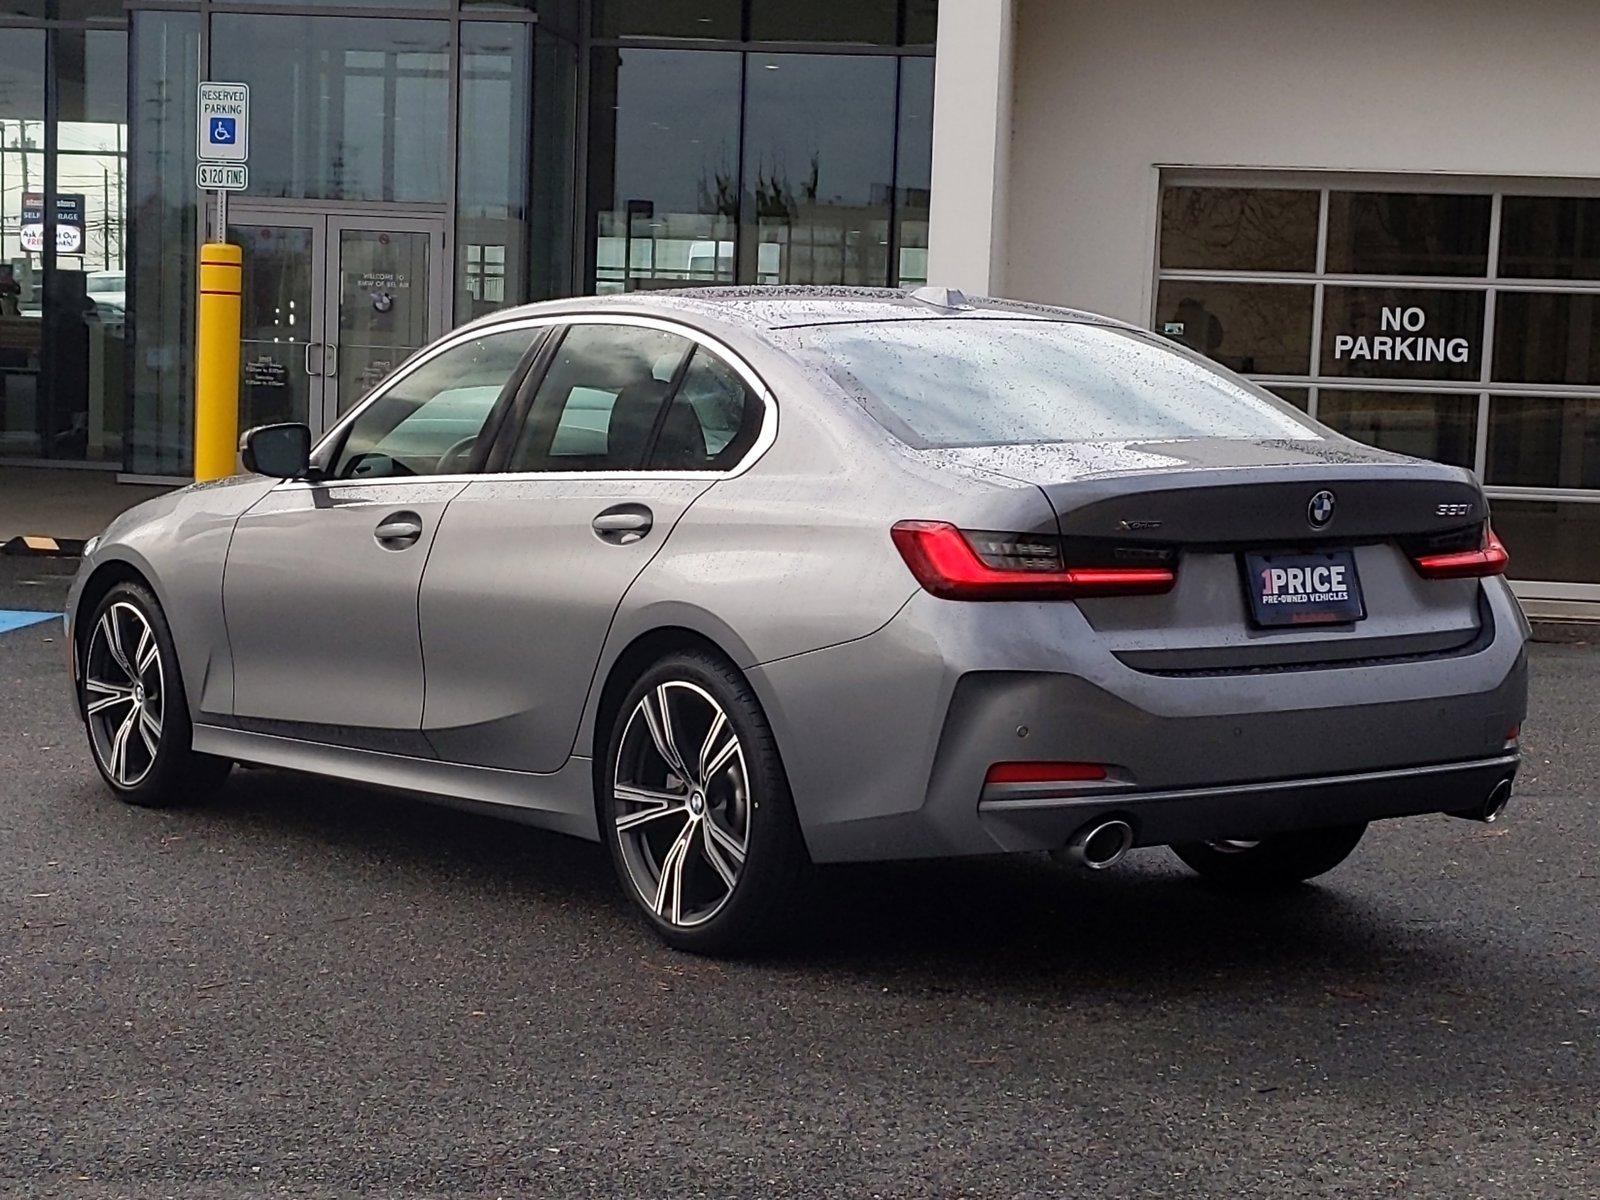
<box><xmin>240</xmin><ymin>423</ymin><xmax>313</xmax><ymax>479</ymax></box>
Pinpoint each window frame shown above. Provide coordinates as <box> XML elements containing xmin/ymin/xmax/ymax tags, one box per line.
<box><xmin>303</xmin><ymin>310</ymin><xmax>777</xmax><ymax>488</ymax></box>
<box><xmin>1152</xmin><ymin>168</ymin><xmax>1600</xmax><ymax>607</ymax></box>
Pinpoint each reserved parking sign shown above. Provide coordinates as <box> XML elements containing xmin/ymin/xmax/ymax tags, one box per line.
<box><xmin>197</xmin><ymin>82</ymin><xmax>250</xmax><ymax>163</ymax></box>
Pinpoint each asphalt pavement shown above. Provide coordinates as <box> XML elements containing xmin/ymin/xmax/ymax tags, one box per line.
<box><xmin>1</xmin><ymin>556</ymin><xmax>1596</xmax><ymax>1199</ymax></box>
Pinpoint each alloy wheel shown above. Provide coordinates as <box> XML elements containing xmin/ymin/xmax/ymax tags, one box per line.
<box><xmin>613</xmin><ymin>680</ymin><xmax>750</xmax><ymax>927</ymax></box>
<box><xmin>84</xmin><ymin>601</ymin><xmax>164</xmax><ymax>788</ymax></box>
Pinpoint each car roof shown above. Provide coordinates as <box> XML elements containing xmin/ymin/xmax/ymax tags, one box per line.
<box><xmin>462</xmin><ymin>286</ymin><xmax>1142</xmax><ymax>337</ymax></box>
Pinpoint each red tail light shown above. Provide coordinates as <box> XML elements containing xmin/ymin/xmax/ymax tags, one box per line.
<box><xmin>1412</xmin><ymin>527</ymin><xmax>1509</xmax><ymax>580</ymax></box>
<box><xmin>891</xmin><ymin>521</ymin><xmax>1176</xmax><ymax>600</ymax></box>
<box><xmin>985</xmin><ymin>761</ymin><xmax>1108</xmax><ymax>785</ymax></box>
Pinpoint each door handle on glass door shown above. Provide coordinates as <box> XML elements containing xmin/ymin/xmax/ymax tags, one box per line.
<box><xmin>374</xmin><ymin>513</ymin><xmax>424</xmax><ymax>548</ymax></box>
<box><xmin>303</xmin><ymin>342</ymin><xmax>323</xmax><ymax>377</ymax></box>
<box><xmin>592</xmin><ymin>505</ymin><xmax>653</xmax><ymax>545</ymax></box>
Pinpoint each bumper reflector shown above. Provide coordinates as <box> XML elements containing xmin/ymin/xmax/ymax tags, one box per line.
<box><xmin>985</xmin><ymin>761</ymin><xmax>1108</xmax><ymax>785</ymax></box>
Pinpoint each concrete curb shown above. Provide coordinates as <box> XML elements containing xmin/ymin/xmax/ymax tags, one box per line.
<box><xmin>0</xmin><ymin>536</ymin><xmax>88</xmax><ymax>558</ymax></box>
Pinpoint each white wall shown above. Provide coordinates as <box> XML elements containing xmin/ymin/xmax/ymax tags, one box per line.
<box><xmin>1003</xmin><ymin>0</ymin><xmax>1600</xmax><ymax>321</ymax></box>
<box><xmin>926</xmin><ymin>0</ymin><xmax>1015</xmax><ymax>295</ymax></box>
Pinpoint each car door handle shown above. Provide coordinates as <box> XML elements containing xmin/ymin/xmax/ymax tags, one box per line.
<box><xmin>374</xmin><ymin>513</ymin><xmax>424</xmax><ymax>548</ymax></box>
<box><xmin>592</xmin><ymin>505</ymin><xmax>653</xmax><ymax>545</ymax></box>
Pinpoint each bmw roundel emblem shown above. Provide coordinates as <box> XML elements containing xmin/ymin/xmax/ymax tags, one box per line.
<box><xmin>1307</xmin><ymin>490</ymin><xmax>1336</xmax><ymax>528</ymax></box>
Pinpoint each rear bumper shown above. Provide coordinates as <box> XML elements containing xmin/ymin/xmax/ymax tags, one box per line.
<box><xmin>751</xmin><ymin>578</ymin><xmax>1529</xmax><ymax>863</ymax></box>
<box><xmin>977</xmin><ymin>753</ymin><xmax>1519</xmax><ymax>850</ymax></box>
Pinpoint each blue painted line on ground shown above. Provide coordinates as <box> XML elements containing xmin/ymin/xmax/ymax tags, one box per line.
<box><xmin>0</xmin><ymin>611</ymin><xmax>61</xmax><ymax>635</ymax></box>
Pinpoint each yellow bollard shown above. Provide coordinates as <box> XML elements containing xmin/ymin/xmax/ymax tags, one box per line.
<box><xmin>193</xmin><ymin>242</ymin><xmax>243</xmax><ymax>481</ymax></box>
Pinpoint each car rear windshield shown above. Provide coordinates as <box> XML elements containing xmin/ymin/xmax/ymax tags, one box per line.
<box><xmin>776</xmin><ymin>318</ymin><xmax>1318</xmax><ymax>448</ymax></box>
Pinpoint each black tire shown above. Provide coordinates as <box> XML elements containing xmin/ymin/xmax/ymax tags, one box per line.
<box><xmin>78</xmin><ymin>581</ymin><xmax>232</xmax><ymax>807</ymax></box>
<box><xmin>602</xmin><ymin>648</ymin><xmax>808</xmax><ymax>955</ymax></box>
<box><xmin>1171</xmin><ymin>823</ymin><xmax>1367</xmax><ymax>891</ymax></box>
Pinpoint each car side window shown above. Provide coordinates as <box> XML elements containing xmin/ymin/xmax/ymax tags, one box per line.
<box><xmin>646</xmin><ymin>348</ymin><xmax>763</xmax><ymax>471</ymax></box>
<box><xmin>331</xmin><ymin>327</ymin><xmax>538</xmax><ymax>480</ymax></box>
<box><xmin>508</xmin><ymin>324</ymin><xmax>694</xmax><ymax>472</ymax></box>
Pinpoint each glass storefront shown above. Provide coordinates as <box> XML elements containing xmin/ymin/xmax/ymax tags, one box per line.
<box><xmin>1</xmin><ymin>11</ymin><xmax>128</xmax><ymax>466</ymax></box>
<box><xmin>586</xmin><ymin>4</ymin><xmax>934</xmax><ymax>292</ymax></box>
<box><xmin>5</xmin><ymin>0</ymin><xmax>934</xmax><ymax>479</ymax></box>
<box><xmin>1156</xmin><ymin>177</ymin><xmax>1600</xmax><ymax>603</ymax></box>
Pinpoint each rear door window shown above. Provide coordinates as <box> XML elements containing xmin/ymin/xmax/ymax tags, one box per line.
<box><xmin>646</xmin><ymin>348</ymin><xmax>763</xmax><ymax>471</ymax></box>
<box><xmin>508</xmin><ymin>324</ymin><xmax>694</xmax><ymax>472</ymax></box>
<box><xmin>506</xmin><ymin>324</ymin><xmax>763</xmax><ymax>473</ymax></box>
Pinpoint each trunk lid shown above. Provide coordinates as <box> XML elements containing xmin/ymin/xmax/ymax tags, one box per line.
<box><xmin>926</xmin><ymin>437</ymin><xmax>1492</xmax><ymax>671</ymax></box>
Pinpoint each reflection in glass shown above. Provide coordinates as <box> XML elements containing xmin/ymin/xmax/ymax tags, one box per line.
<box><xmin>1316</xmin><ymin>389</ymin><xmax>1477</xmax><ymax>469</ymax></box>
<box><xmin>47</xmin><ymin>28</ymin><xmax>128</xmax><ymax>464</ymax></box>
<box><xmin>1319</xmin><ymin>286</ymin><xmax>1485</xmax><ymax>382</ymax></box>
<box><xmin>749</xmin><ymin>0</ymin><xmax>897</xmax><ymax>43</ymax></box>
<box><xmin>1493</xmin><ymin>292</ymin><xmax>1600</xmax><ymax>385</ymax></box>
<box><xmin>594</xmin><ymin>0</ymin><xmax>740</xmax><ymax>39</ymax></box>
<box><xmin>212</xmin><ymin>0</ymin><xmax>448</xmax><ymax>9</ymax></box>
<box><xmin>1267</xmin><ymin>386</ymin><xmax>1309</xmax><ymax>411</ymax></box>
<box><xmin>212</xmin><ymin>16</ymin><xmax>450</xmax><ymax>203</ymax></box>
<box><xmin>232</xmin><ymin>223</ymin><xmax>316</xmax><ymax>432</ymax></box>
<box><xmin>1487</xmin><ymin>396</ymin><xmax>1600</xmax><ymax>489</ymax></box>
<box><xmin>511</xmin><ymin>324</ymin><xmax>694</xmax><ymax>471</ymax></box>
<box><xmin>333</xmin><ymin>328</ymin><xmax>535</xmax><ymax>480</ymax></box>
<box><xmin>128</xmin><ymin>9</ymin><xmax>199</xmax><ymax>476</ymax></box>
<box><xmin>742</xmin><ymin>53</ymin><xmax>896</xmax><ymax>287</ymax></box>
<box><xmin>1499</xmin><ymin>196</ymin><xmax>1600</xmax><ymax>280</ymax></box>
<box><xmin>457</xmin><ymin>23</ymin><xmax>530</xmax><ymax>323</ymax></box>
<box><xmin>51</xmin><ymin>0</ymin><xmax>127</xmax><ymax>16</ymax></box>
<box><xmin>1490</xmin><ymin>498</ymin><xmax>1600</xmax><ymax>584</ymax></box>
<box><xmin>781</xmin><ymin>320</ymin><xmax>1315</xmax><ymax>449</ymax></box>
<box><xmin>588</xmin><ymin>48</ymin><xmax>740</xmax><ymax>293</ymax></box>
<box><xmin>1159</xmin><ymin>187</ymin><xmax>1319</xmax><ymax>273</ymax></box>
<box><xmin>1325</xmin><ymin>192</ymin><xmax>1491</xmax><ymax>277</ymax></box>
<box><xmin>530</xmin><ymin>31</ymin><xmax>577</xmax><ymax>301</ymax></box>
<box><xmin>904</xmin><ymin>0</ymin><xmax>938</xmax><ymax>45</ymax></box>
<box><xmin>336</xmin><ymin>229</ymin><xmax>431</xmax><ymax>414</ymax></box>
<box><xmin>894</xmin><ymin>57</ymin><xmax>933</xmax><ymax>287</ymax></box>
<box><xmin>0</xmin><ymin>29</ymin><xmax>45</xmax><ymax>458</ymax></box>
<box><xmin>1153</xmin><ymin>281</ymin><xmax>1314</xmax><ymax>376</ymax></box>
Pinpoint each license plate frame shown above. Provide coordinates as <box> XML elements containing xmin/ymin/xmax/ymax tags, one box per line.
<box><xmin>1242</xmin><ymin>549</ymin><xmax>1366</xmax><ymax>627</ymax></box>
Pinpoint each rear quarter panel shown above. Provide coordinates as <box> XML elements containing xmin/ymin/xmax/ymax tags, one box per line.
<box><xmin>576</xmin><ymin>348</ymin><xmax>1061</xmax><ymax>765</ymax></box>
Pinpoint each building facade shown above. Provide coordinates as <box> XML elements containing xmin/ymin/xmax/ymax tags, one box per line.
<box><xmin>1</xmin><ymin>0</ymin><xmax>935</xmax><ymax>472</ymax></box>
<box><xmin>5</xmin><ymin>0</ymin><xmax>1598</xmax><ymax>617</ymax></box>
<box><xmin>930</xmin><ymin>0</ymin><xmax>1600</xmax><ymax>618</ymax></box>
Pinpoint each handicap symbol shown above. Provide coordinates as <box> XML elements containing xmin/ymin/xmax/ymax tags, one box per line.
<box><xmin>210</xmin><ymin>117</ymin><xmax>236</xmax><ymax>144</ymax></box>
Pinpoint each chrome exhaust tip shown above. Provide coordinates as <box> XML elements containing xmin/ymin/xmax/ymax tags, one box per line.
<box><xmin>1480</xmin><ymin>778</ymin><xmax>1513</xmax><ymax>823</ymax></box>
<box><xmin>1452</xmin><ymin>777</ymin><xmax>1513</xmax><ymax>823</ymax></box>
<box><xmin>1059</xmin><ymin>818</ymin><xmax>1135</xmax><ymax>870</ymax></box>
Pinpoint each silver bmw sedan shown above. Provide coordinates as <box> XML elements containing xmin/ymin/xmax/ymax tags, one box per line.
<box><xmin>67</xmin><ymin>287</ymin><xmax>1528</xmax><ymax>953</ymax></box>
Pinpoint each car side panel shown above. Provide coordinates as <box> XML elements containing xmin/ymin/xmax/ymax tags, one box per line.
<box><xmin>67</xmin><ymin>476</ymin><xmax>276</xmax><ymax>722</ymax></box>
<box><xmin>419</xmin><ymin>477</ymin><xmax>713</xmax><ymax>772</ymax></box>
<box><xmin>569</xmin><ymin>391</ymin><xmax>1062</xmax><ymax>762</ymax></box>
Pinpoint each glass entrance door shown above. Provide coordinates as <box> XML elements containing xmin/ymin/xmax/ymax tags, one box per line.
<box><xmin>233</xmin><ymin>215</ymin><xmax>325</xmax><ymax>435</ymax></box>
<box><xmin>327</xmin><ymin>218</ymin><xmax>440</xmax><ymax>417</ymax></box>
<box><xmin>228</xmin><ymin>207</ymin><xmax>446</xmax><ymax>437</ymax></box>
